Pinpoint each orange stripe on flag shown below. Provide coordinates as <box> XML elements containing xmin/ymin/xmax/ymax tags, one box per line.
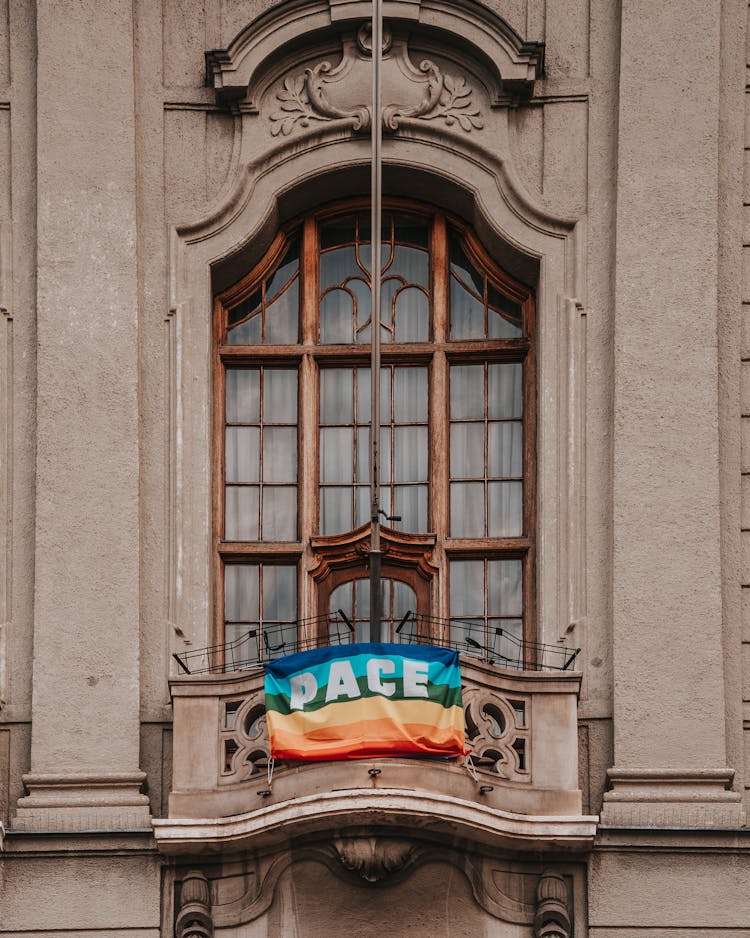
<box><xmin>268</xmin><ymin>715</ymin><xmax>466</xmax><ymax>760</ymax></box>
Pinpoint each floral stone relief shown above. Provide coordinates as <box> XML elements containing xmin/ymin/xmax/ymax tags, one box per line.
<box><xmin>269</xmin><ymin>24</ymin><xmax>483</xmax><ymax>137</ymax></box>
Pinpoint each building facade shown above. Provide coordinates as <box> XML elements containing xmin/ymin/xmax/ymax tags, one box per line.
<box><xmin>0</xmin><ymin>0</ymin><xmax>749</xmax><ymax>933</ymax></box>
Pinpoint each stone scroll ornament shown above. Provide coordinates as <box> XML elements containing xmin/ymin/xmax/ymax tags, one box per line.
<box><xmin>270</xmin><ymin>24</ymin><xmax>483</xmax><ymax>137</ymax></box>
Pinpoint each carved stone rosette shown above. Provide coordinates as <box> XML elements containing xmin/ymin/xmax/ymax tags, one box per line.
<box><xmin>176</xmin><ymin>870</ymin><xmax>214</xmax><ymax>938</ymax></box>
<box><xmin>534</xmin><ymin>871</ymin><xmax>571</xmax><ymax>938</ymax></box>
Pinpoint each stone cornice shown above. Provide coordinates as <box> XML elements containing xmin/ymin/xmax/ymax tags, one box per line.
<box><xmin>205</xmin><ymin>0</ymin><xmax>544</xmax><ymax>111</ymax></box>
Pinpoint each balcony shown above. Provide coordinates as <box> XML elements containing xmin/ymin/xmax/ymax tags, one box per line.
<box><xmin>153</xmin><ymin>624</ymin><xmax>597</xmax><ymax>855</ymax></box>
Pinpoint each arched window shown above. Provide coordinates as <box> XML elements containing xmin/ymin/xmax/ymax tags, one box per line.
<box><xmin>214</xmin><ymin>199</ymin><xmax>535</xmax><ymax>663</ymax></box>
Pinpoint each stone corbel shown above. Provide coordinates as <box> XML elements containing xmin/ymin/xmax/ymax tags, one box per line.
<box><xmin>534</xmin><ymin>871</ymin><xmax>571</xmax><ymax>938</ymax></box>
<box><xmin>176</xmin><ymin>870</ymin><xmax>214</xmax><ymax>938</ymax></box>
<box><xmin>333</xmin><ymin>836</ymin><xmax>416</xmax><ymax>882</ymax></box>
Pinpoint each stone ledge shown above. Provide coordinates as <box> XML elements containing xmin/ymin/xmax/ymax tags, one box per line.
<box><xmin>600</xmin><ymin>768</ymin><xmax>745</xmax><ymax>829</ymax></box>
<box><xmin>12</xmin><ymin>772</ymin><xmax>151</xmax><ymax>832</ymax></box>
<box><xmin>153</xmin><ymin>786</ymin><xmax>599</xmax><ymax>855</ymax></box>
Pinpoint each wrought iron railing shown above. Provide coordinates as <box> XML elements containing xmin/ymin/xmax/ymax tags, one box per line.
<box><xmin>172</xmin><ymin>611</ymin><xmax>579</xmax><ymax>676</ymax></box>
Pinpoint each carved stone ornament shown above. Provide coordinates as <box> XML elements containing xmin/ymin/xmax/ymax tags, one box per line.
<box><xmin>175</xmin><ymin>870</ymin><xmax>214</xmax><ymax>938</ymax></box>
<box><xmin>463</xmin><ymin>683</ymin><xmax>530</xmax><ymax>781</ymax></box>
<box><xmin>333</xmin><ymin>836</ymin><xmax>416</xmax><ymax>883</ymax></box>
<box><xmin>534</xmin><ymin>871</ymin><xmax>571</xmax><ymax>938</ymax></box>
<box><xmin>269</xmin><ymin>22</ymin><xmax>483</xmax><ymax>137</ymax></box>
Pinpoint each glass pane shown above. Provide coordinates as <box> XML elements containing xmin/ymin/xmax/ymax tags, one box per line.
<box><xmin>224</xmin><ymin>624</ymin><xmax>260</xmax><ymax>663</ymax></box>
<box><xmin>330</xmin><ymin>580</ymin><xmax>353</xmax><ymax>613</ymax></box>
<box><xmin>265</xmin><ymin>278</ymin><xmax>299</xmax><ymax>344</ymax></box>
<box><xmin>321</xmin><ymin>217</ymin><xmax>356</xmax><ymax>251</ymax></box>
<box><xmin>488</xmin><ymin>422</ymin><xmax>523</xmax><ymax>478</ymax></box>
<box><xmin>321</xmin><ymin>289</ymin><xmax>355</xmax><ymax>344</ymax></box>
<box><xmin>392</xmin><ymin>245</ymin><xmax>429</xmax><ymax>288</ymax></box>
<box><xmin>488</xmin><ymin>481</ymin><xmax>523</xmax><ymax>537</ymax></box>
<box><xmin>489</xmin><ymin>363</ymin><xmax>522</xmax><ymax>419</ymax></box>
<box><xmin>356</xmin><ymin>428</ymin><xmax>369</xmax><ymax>481</ymax></box>
<box><xmin>449</xmin><ymin>230</ymin><xmax>483</xmax><ymax>295</ymax></box>
<box><xmin>394</xmin><ymin>426</ymin><xmax>428</xmax><ymax>482</ymax></box>
<box><xmin>395</xmin><ymin>484</ymin><xmax>428</xmax><ymax>532</ymax></box>
<box><xmin>228</xmin><ymin>310</ymin><xmax>262</xmax><ymax>345</ymax></box>
<box><xmin>358</xmin><ymin>242</ymin><xmax>390</xmax><ymax>274</ymax></box>
<box><xmin>225</xmin><ymin>486</ymin><xmax>259</xmax><ymax>540</ymax></box>
<box><xmin>263</xmin><ymin>621</ymin><xmax>297</xmax><ymax>659</ymax></box>
<box><xmin>263</xmin><ymin>427</ymin><xmax>297</xmax><ymax>483</ymax></box>
<box><xmin>450</xmin><ymin>365</ymin><xmax>484</xmax><ymax>419</ymax></box>
<box><xmin>226</xmin><ymin>427</ymin><xmax>260</xmax><ymax>483</ymax></box>
<box><xmin>394</xmin><ymin>367</ymin><xmax>427</xmax><ymax>423</ymax></box>
<box><xmin>262</xmin><ymin>486</ymin><xmax>297</xmax><ymax>540</ymax></box>
<box><xmin>225</xmin><ymin>564</ymin><xmax>259</xmax><ymax>620</ymax></box>
<box><xmin>489</xmin><ymin>308</ymin><xmax>522</xmax><ymax>339</ymax></box>
<box><xmin>228</xmin><ymin>289</ymin><xmax>261</xmax><ymax>330</ymax></box>
<box><xmin>380</xmin><ymin>428</ymin><xmax>392</xmax><ymax>484</ymax></box>
<box><xmin>320</xmin><ymin>245</ymin><xmax>357</xmax><ymax>290</ymax></box>
<box><xmin>356</xmin><ymin>367</ymin><xmax>391</xmax><ymax>423</ymax></box>
<box><xmin>451</xmin><ymin>618</ymin><xmax>485</xmax><ymax>655</ymax></box>
<box><xmin>320</xmin><ymin>427</ymin><xmax>354</xmax><ymax>483</ymax></box>
<box><xmin>321</xmin><ymin>369</ymin><xmax>354</xmax><ymax>424</ymax></box>
<box><xmin>380</xmin><ymin>279</ymin><xmax>400</xmax><ymax>335</ymax></box>
<box><xmin>348</xmin><ymin>278</ymin><xmax>371</xmax><ymax>335</ymax></box>
<box><xmin>355</xmin><ymin>485</ymin><xmax>370</xmax><ymax>527</ymax></box>
<box><xmin>395</xmin><ymin>287</ymin><xmax>429</xmax><ymax>342</ymax></box>
<box><xmin>394</xmin><ymin>215</ymin><xmax>429</xmax><ymax>249</ymax></box>
<box><xmin>349</xmin><ymin>577</ymin><xmax>366</xmax><ymax>619</ymax></box>
<box><xmin>450</xmin><ymin>276</ymin><xmax>484</xmax><ymax>340</ymax></box>
<box><xmin>393</xmin><ymin>580</ymin><xmax>417</xmax><ymax>617</ymax></box>
<box><xmin>450</xmin><ymin>559</ymin><xmax>483</xmax><ymax>616</ymax></box>
<box><xmin>321</xmin><ymin>486</ymin><xmax>353</xmax><ymax>535</ymax></box>
<box><xmin>488</xmin><ymin>281</ymin><xmax>522</xmax><ymax>335</ymax></box>
<box><xmin>264</xmin><ymin>370</ymin><xmax>297</xmax><ymax>423</ymax></box>
<box><xmin>450</xmin><ymin>423</ymin><xmax>483</xmax><ymax>479</ymax></box>
<box><xmin>265</xmin><ymin>237</ymin><xmax>300</xmax><ymax>302</ymax></box>
<box><xmin>489</xmin><ymin>618</ymin><xmax>523</xmax><ymax>666</ymax></box>
<box><xmin>226</xmin><ymin>369</ymin><xmax>260</xmax><ymax>423</ymax></box>
<box><xmin>451</xmin><ymin>481</ymin><xmax>485</xmax><ymax>537</ymax></box>
<box><xmin>488</xmin><ymin>559</ymin><xmax>523</xmax><ymax>616</ymax></box>
<box><xmin>263</xmin><ymin>565</ymin><xmax>297</xmax><ymax>621</ymax></box>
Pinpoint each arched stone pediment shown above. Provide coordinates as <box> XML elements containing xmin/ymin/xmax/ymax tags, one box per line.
<box><xmin>206</xmin><ymin>0</ymin><xmax>544</xmax><ymax>113</ymax></box>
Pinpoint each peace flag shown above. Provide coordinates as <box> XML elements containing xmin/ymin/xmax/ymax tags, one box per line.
<box><xmin>264</xmin><ymin>642</ymin><xmax>466</xmax><ymax>761</ymax></box>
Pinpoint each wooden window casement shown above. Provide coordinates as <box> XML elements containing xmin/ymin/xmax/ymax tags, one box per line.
<box><xmin>214</xmin><ymin>199</ymin><xmax>536</xmax><ymax>661</ymax></box>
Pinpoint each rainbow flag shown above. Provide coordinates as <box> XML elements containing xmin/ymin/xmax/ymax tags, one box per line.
<box><xmin>264</xmin><ymin>643</ymin><xmax>466</xmax><ymax>760</ymax></box>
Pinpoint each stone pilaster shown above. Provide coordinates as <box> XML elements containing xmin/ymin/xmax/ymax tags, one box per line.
<box><xmin>605</xmin><ymin>0</ymin><xmax>742</xmax><ymax>828</ymax></box>
<box><xmin>13</xmin><ymin>0</ymin><xmax>149</xmax><ymax>830</ymax></box>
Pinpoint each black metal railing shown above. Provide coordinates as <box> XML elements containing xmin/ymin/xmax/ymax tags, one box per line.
<box><xmin>172</xmin><ymin>611</ymin><xmax>580</xmax><ymax>676</ymax></box>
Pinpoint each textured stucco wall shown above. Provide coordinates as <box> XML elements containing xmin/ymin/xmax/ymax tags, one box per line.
<box><xmin>0</xmin><ymin>0</ymin><xmax>748</xmax><ymax>933</ymax></box>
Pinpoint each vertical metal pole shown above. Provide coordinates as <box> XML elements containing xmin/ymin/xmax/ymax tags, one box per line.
<box><xmin>369</xmin><ymin>0</ymin><xmax>383</xmax><ymax>644</ymax></box>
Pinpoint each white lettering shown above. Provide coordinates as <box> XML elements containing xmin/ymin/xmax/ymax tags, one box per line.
<box><xmin>325</xmin><ymin>660</ymin><xmax>361</xmax><ymax>703</ymax></box>
<box><xmin>289</xmin><ymin>672</ymin><xmax>318</xmax><ymax>711</ymax></box>
<box><xmin>403</xmin><ymin>659</ymin><xmax>429</xmax><ymax>697</ymax></box>
<box><xmin>366</xmin><ymin>658</ymin><xmax>396</xmax><ymax>697</ymax></box>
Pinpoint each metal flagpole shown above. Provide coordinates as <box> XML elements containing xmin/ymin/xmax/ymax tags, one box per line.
<box><xmin>369</xmin><ymin>0</ymin><xmax>383</xmax><ymax>644</ymax></box>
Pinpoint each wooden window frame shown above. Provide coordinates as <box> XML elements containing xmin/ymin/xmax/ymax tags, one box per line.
<box><xmin>213</xmin><ymin>198</ymin><xmax>536</xmax><ymax>656</ymax></box>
